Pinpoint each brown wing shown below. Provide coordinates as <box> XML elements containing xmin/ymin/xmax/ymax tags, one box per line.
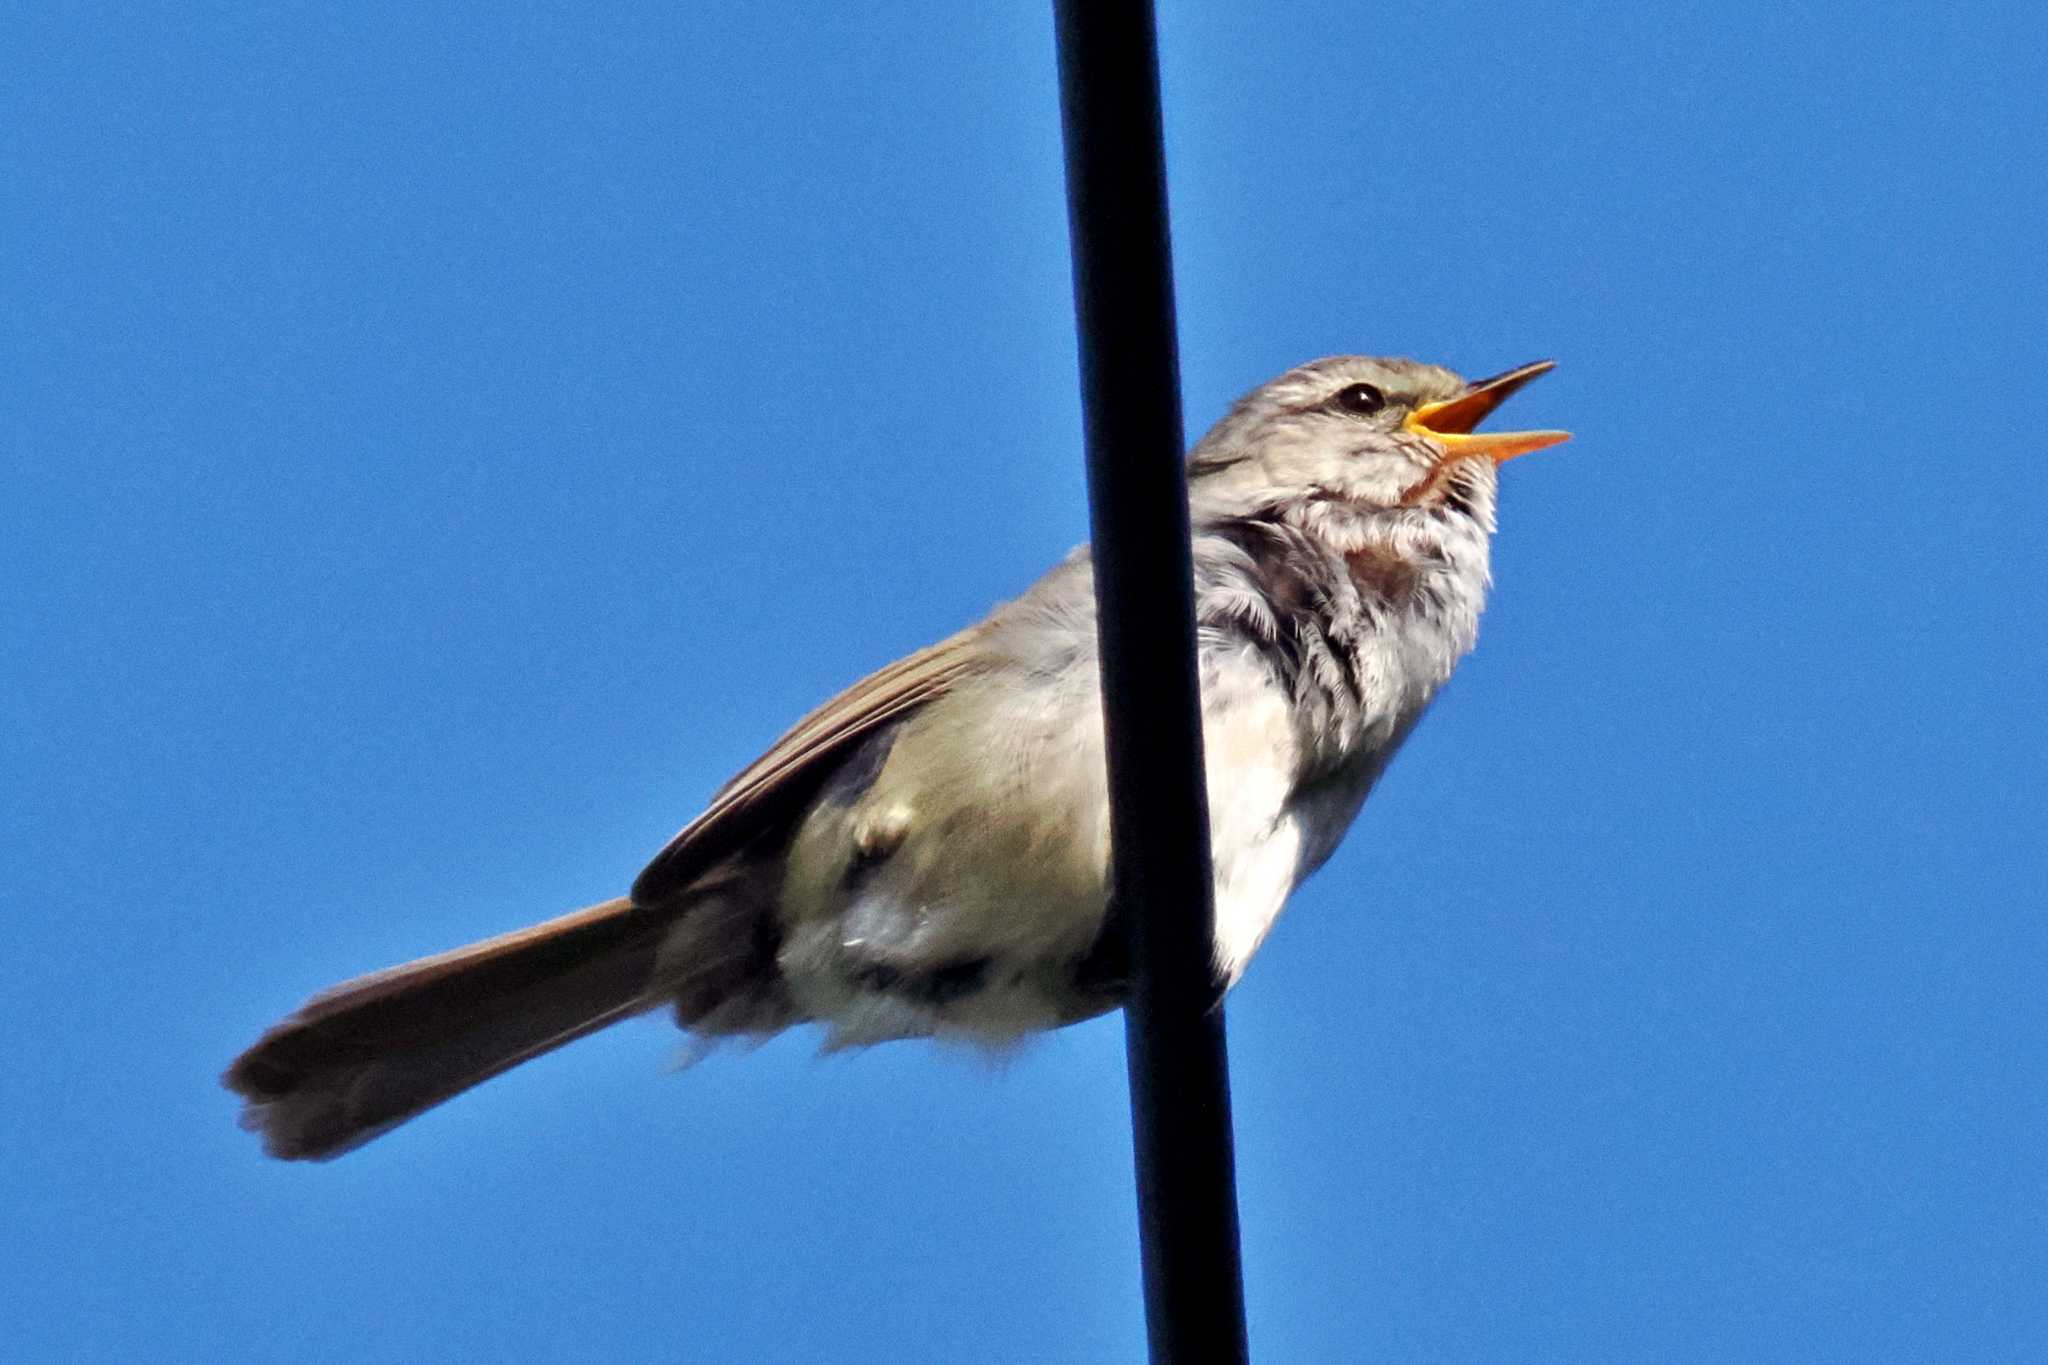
<box><xmin>629</xmin><ymin>623</ymin><xmax>991</xmax><ymax>906</ymax></box>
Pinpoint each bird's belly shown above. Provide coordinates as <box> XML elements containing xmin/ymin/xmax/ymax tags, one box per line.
<box><xmin>773</xmin><ymin>645</ymin><xmax>1330</xmax><ymax>1046</ymax></box>
<box><xmin>1211</xmin><ymin>813</ymin><xmax>1305</xmax><ymax>985</ymax></box>
<box><xmin>775</xmin><ymin>671</ymin><xmax>1118</xmax><ymax>1049</ymax></box>
<box><xmin>1201</xmin><ymin>648</ymin><xmax>1307</xmax><ymax>981</ymax></box>
<box><xmin>789</xmin><ymin>935</ymin><xmax>1115</xmax><ymax>1049</ymax></box>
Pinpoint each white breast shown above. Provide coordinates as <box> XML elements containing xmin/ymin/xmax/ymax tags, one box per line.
<box><xmin>1200</xmin><ymin>646</ymin><xmax>1309</xmax><ymax>981</ymax></box>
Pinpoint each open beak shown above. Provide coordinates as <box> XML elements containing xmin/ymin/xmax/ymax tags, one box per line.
<box><xmin>1402</xmin><ymin>360</ymin><xmax>1570</xmax><ymax>463</ymax></box>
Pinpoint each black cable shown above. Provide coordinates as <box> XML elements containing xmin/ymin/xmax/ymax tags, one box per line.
<box><xmin>1051</xmin><ymin>4</ymin><xmax>1251</xmax><ymax>1361</ymax></box>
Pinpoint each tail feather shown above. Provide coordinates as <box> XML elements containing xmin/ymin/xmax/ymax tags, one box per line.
<box><xmin>224</xmin><ymin>897</ymin><xmax>674</xmax><ymax>1160</ymax></box>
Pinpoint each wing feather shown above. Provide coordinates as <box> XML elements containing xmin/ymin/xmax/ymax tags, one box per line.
<box><xmin>629</xmin><ymin>623</ymin><xmax>990</xmax><ymax>904</ymax></box>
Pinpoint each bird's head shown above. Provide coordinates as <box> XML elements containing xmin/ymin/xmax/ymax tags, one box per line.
<box><xmin>1187</xmin><ymin>356</ymin><xmax>1569</xmax><ymax>527</ymax></box>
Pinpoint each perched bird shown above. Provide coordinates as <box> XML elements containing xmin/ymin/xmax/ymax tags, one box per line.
<box><xmin>225</xmin><ymin>355</ymin><xmax>1568</xmax><ymax>1160</ymax></box>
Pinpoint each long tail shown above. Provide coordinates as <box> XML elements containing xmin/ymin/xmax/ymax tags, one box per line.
<box><xmin>224</xmin><ymin>897</ymin><xmax>680</xmax><ymax>1160</ymax></box>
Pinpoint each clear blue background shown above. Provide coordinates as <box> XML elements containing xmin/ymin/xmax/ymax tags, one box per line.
<box><xmin>7</xmin><ymin>3</ymin><xmax>2042</xmax><ymax>1361</ymax></box>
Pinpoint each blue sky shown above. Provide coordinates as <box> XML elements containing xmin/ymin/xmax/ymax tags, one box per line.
<box><xmin>6</xmin><ymin>3</ymin><xmax>2042</xmax><ymax>1361</ymax></box>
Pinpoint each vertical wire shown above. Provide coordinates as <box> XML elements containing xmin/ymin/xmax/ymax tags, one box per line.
<box><xmin>1051</xmin><ymin>4</ymin><xmax>1251</xmax><ymax>1360</ymax></box>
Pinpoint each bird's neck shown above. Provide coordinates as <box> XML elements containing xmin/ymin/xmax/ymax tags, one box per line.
<box><xmin>1196</xmin><ymin>491</ymin><xmax>1494</xmax><ymax>762</ymax></box>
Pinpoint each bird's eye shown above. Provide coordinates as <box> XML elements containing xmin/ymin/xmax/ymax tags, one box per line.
<box><xmin>1332</xmin><ymin>382</ymin><xmax>1387</xmax><ymax>416</ymax></box>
